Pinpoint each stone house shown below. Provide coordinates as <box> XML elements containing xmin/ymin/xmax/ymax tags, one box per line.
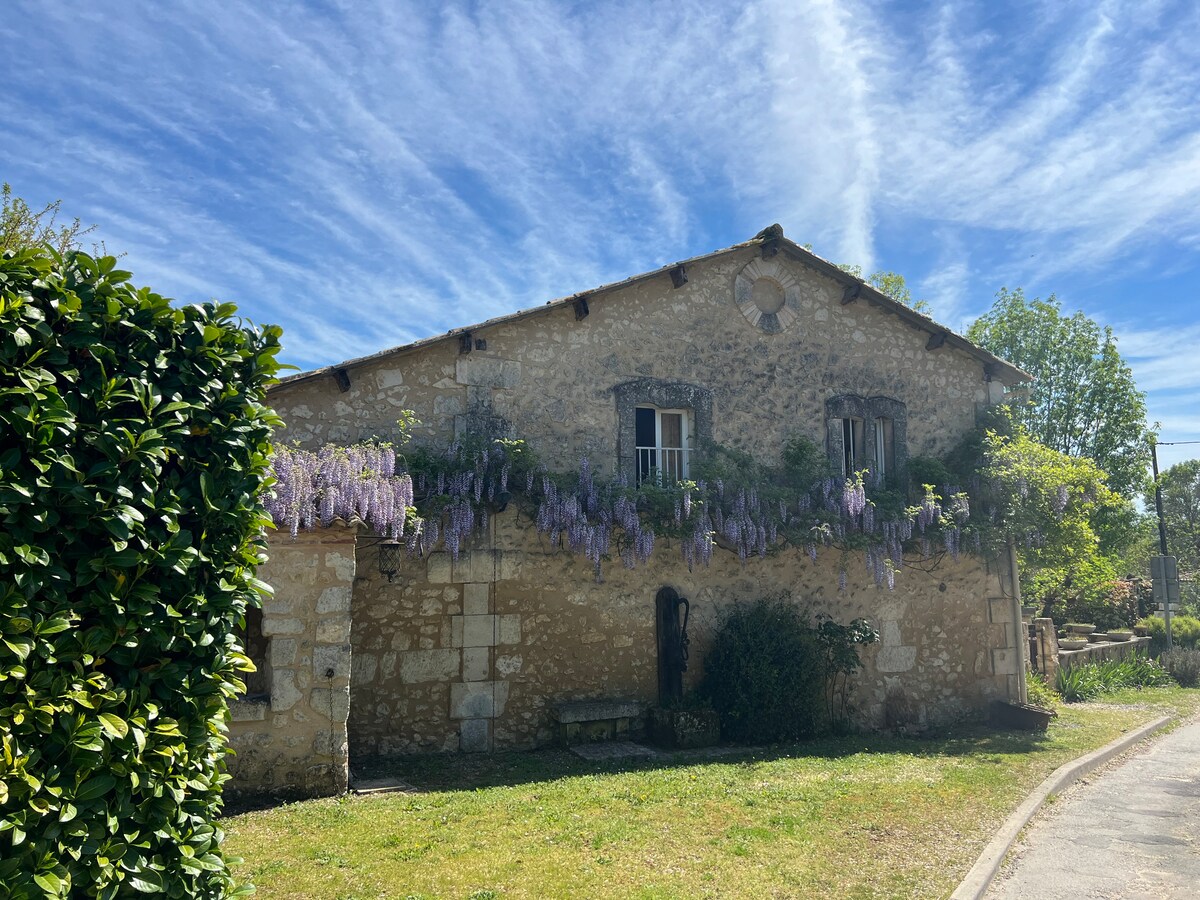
<box><xmin>226</xmin><ymin>225</ymin><xmax>1031</xmax><ymax>797</ymax></box>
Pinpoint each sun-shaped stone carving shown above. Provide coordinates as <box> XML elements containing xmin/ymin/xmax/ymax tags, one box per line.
<box><xmin>734</xmin><ymin>258</ymin><xmax>801</xmax><ymax>334</ymax></box>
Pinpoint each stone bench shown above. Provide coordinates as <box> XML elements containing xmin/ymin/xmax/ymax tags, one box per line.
<box><xmin>550</xmin><ymin>699</ymin><xmax>644</xmax><ymax>745</ymax></box>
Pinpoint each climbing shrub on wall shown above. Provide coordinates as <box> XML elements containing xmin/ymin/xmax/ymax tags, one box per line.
<box><xmin>268</xmin><ymin>431</ymin><xmax>975</xmax><ymax>588</ymax></box>
<box><xmin>0</xmin><ymin>248</ymin><xmax>280</xmax><ymax>897</ymax></box>
<box><xmin>700</xmin><ymin>598</ymin><xmax>878</xmax><ymax>742</ymax></box>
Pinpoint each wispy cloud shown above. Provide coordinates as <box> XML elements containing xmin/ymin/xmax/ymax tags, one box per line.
<box><xmin>3</xmin><ymin>0</ymin><xmax>1199</xmax><ymax>389</ymax></box>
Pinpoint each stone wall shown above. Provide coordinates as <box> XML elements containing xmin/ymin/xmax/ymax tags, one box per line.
<box><xmin>226</xmin><ymin>526</ymin><xmax>355</xmax><ymax>796</ymax></box>
<box><xmin>347</xmin><ymin>510</ymin><xmax>1019</xmax><ymax>757</ymax></box>
<box><xmin>268</xmin><ymin>246</ymin><xmax>1012</xmax><ymax>476</ymax></box>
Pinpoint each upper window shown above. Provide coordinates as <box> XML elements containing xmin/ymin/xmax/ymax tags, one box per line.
<box><xmin>636</xmin><ymin>406</ymin><xmax>691</xmax><ymax>484</ymax></box>
<box><xmin>826</xmin><ymin>396</ymin><xmax>906</xmax><ymax>483</ymax></box>
<box><xmin>614</xmin><ymin>379</ymin><xmax>713</xmax><ymax>485</ymax></box>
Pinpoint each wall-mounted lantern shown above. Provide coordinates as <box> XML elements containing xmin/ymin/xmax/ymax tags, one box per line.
<box><xmin>378</xmin><ymin>539</ymin><xmax>403</xmax><ymax>583</ymax></box>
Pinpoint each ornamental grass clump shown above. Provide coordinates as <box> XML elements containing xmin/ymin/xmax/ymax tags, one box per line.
<box><xmin>1055</xmin><ymin>656</ymin><xmax>1172</xmax><ymax>702</ymax></box>
<box><xmin>0</xmin><ymin>248</ymin><xmax>280</xmax><ymax>896</ymax></box>
<box><xmin>1160</xmin><ymin>649</ymin><xmax>1200</xmax><ymax>688</ymax></box>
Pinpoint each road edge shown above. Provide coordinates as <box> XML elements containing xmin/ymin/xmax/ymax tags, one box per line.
<box><xmin>948</xmin><ymin>713</ymin><xmax>1173</xmax><ymax>900</ymax></box>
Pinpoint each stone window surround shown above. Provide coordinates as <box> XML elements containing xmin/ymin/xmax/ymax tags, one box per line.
<box><xmin>614</xmin><ymin>379</ymin><xmax>713</xmax><ymax>483</ymax></box>
<box><xmin>825</xmin><ymin>394</ymin><xmax>907</xmax><ymax>478</ymax></box>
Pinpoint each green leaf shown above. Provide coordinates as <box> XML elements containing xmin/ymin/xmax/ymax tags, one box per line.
<box><xmin>75</xmin><ymin>773</ymin><xmax>116</xmax><ymax>801</ymax></box>
<box><xmin>33</xmin><ymin>872</ymin><xmax>62</xmax><ymax>894</ymax></box>
<box><xmin>125</xmin><ymin>868</ymin><xmax>165</xmax><ymax>894</ymax></box>
<box><xmin>97</xmin><ymin>713</ymin><xmax>129</xmax><ymax>739</ymax></box>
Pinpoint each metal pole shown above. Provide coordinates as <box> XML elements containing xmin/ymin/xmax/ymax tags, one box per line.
<box><xmin>1152</xmin><ymin>440</ymin><xmax>1169</xmax><ymax>556</ymax></box>
<box><xmin>1151</xmin><ymin>440</ymin><xmax>1172</xmax><ymax>650</ymax></box>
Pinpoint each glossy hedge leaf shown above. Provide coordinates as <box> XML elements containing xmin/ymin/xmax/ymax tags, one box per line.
<box><xmin>0</xmin><ymin>247</ymin><xmax>281</xmax><ymax>896</ymax></box>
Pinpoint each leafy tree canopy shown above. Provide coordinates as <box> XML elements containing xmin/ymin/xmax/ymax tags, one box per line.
<box><xmin>1159</xmin><ymin>459</ymin><xmax>1200</xmax><ymax>607</ymax></box>
<box><xmin>967</xmin><ymin>288</ymin><xmax>1152</xmax><ymax>499</ymax></box>
<box><xmin>836</xmin><ymin>264</ymin><xmax>931</xmax><ymax>314</ymax></box>
<box><xmin>1</xmin><ymin>183</ymin><xmax>97</xmax><ymax>255</ymax></box>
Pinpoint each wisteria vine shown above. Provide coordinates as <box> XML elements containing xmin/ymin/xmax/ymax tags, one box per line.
<box><xmin>266</xmin><ymin>435</ymin><xmax>975</xmax><ymax>590</ymax></box>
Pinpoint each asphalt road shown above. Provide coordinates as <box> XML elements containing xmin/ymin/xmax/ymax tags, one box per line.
<box><xmin>987</xmin><ymin>717</ymin><xmax>1200</xmax><ymax>899</ymax></box>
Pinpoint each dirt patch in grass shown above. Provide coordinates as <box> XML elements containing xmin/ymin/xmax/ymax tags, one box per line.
<box><xmin>225</xmin><ymin>687</ymin><xmax>1200</xmax><ymax>899</ymax></box>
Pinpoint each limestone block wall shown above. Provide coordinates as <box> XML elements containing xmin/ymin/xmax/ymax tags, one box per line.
<box><xmin>226</xmin><ymin>526</ymin><xmax>355</xmax><ymax>796</ymax></box>
<box><xmin>268</xmin><ymin>246</ymin><xmax>1011</xmax><ymax>477</ymax></box>
<box><xmin>347</xmin><ymin>510</ymin><xmax>1015</xmax><ymax>757</ymax></box>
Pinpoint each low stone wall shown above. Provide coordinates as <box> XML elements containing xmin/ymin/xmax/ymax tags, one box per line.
<box><xmin>226</xmin><ymin>526</ymin><xmax>355</xmax><ymax>797</ymax></box>
<box><xmin>1059</xmin><ymin>636</ymin><xmax>1153</xmax><ymax>669</ymax></box>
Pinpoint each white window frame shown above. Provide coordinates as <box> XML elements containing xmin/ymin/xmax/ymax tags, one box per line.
<box><xmin>635</xmin><ymin>406</ymin><xmax>691</xmax><ymax>485</ymax></box>
<box><xmin>841</xmin><ymin>416</ymin><xmax>864</xmax><ymax>477</ymax></box>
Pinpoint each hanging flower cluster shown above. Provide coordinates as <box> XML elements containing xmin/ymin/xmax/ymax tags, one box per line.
<box><xmin>268</xmin><ymin>436</ymin><xmax>975</xmax><ymax>589</ymax></box>
<box><xmin>265</xmin><ymin>443</ymin><xmax>415</xmax><ymax>539</ymax></box>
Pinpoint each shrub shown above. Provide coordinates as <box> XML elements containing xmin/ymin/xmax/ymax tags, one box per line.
<box><xmin>1025</xmin><ymin>672</ymin><xmax>1060</xmax><ymax>710</ymax></box>
<box><xmin>1160</xmin><ymin>649</ymin><xmax>1200</xmax><ymax>688</ymax></box>
<box><xmin>0</xmin><ymin>248</ymin><xmax>280</xmax><ymax>896</ymax></box>
<box><xmin>1135</xmin><ymin>615</ymin><xmax>1200</xmax><ymax>654</ymax></box>
<box><xmin>700</xmin><ymin>598</ymin><xmax>876</xmax><ymax>742</ymax></box>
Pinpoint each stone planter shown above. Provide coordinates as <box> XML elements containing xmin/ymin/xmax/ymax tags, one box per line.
<box><xmin>1059</xmin><ymin>638</ymin><xmax>1088</xmax><ymax>651</ymax></box>
<box><xmin>649</xmin><ymin>707</ymin><xmax>721</xmax><ymax>750</ymax></box>
<box><xmin>1066</xmin><ymin>624</ymin><xmax>1096</xmax><ymax>635</ymax></box>
<box><xmin>1107</xmin><ymin>630</ymin><xmax>1134</xmax><ymax>642</ymax></box>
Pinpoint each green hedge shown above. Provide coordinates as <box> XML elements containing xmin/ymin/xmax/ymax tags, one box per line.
<box><xmin>0</xmin><ymin>248</ymin><xmax>281</xmax><ymax>897</ymax></box>
<box><xmin>1135</xmin><ymin>615</ymin><xmax>1200</xmax><ymax>654</ymax></box>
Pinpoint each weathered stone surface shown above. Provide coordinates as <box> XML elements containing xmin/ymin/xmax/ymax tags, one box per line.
<box><xmin>450</xmin><ymin>682</ymin><xmax>509</xmax><ymax>719</ymax></box>
<box><xmin>262</xmin><ymin>617</ymin><xmax>304</xmax><ymax>636</ymax></box>
<box><xmin>271</xmin><ymin>670</ymin><xmax>303</xmax><ymax>712</ymax></box>
<box><xmin>463</xmin><ymin>582</ymin><xmax>490</xmax><ymax>616</ymax></box>
<box><xmin>498</xmin><ymin>615</ymin><xmax>521</xmax><ymax>645</ymax></box>
<box><xmin>427</xmin><ymin>552</ymin><xmax>452</xmax><ymax>584</ymax></box>
<box><xmin>463</xmin><ymin>648</ymin><xmax>490</xmax><ymax>682</ymax></box>
<box><xmin>269</xmin><ymin>638</ymin><xmax>298</xmax><ymax>668</ymax></box>
<box><xmin>552</xmin><ymin>699</ymin><xmax>643</xmax><ymax>723</ymax></box>
<box><xmin>456</xmin><ymin>356</ymin><xmax>521</xmax><ymax>389</ymax></box>
<box><xmin>992</xmin><ymin>647</ymin><xmax>1019</xmax><ymax>675</ymax></box>
<box><xmin>227</xmin><ymin>527</ymin><xmax>356</xmax><ymax>797</ymax></box>
<box><xmin>399</xmin><ymin>648</ymin><xmax>460</xmax><ymax>683</ymax></box>
<box><xmin>462</xmin><ymin>614</ymin><xmax>498</xmax><ymax>648</ymax></box>
<box><xmin>317</xmin><ymin>586</ymin><xmax>351</xmax><ymax>613</ymax></box>
<box><xmin>317</xmin><ymin>614</ymin><xmax>352</xmax><ymax>644</ymax></box>
<box><xmin>313</xmin><ymin>644</ymin><xmax>350</xmax><ymax>679</ymax></box>
<box><xmin>876</xmin><ymin>645</ymin><xmax>918</xmax><ymax>673</ymax></box>
<box><xmin>229</xmin><ymin>699</ymin><xmax>268</xmax><ymax>722</ymax></box>
<box><xmin>988</xmin><ymin>597</ymin><xmax>1014</xmax><ymax>624</ymax></box>
<box><xmin>459</xmin><ymin>718</ymin><xmax>491</xmax><ymax>752</ymax></box>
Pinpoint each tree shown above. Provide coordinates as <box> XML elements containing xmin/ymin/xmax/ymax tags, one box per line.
<box><xmin>837</xmin><ymin>264</ymin><xmax>931</xmax><ymax>314</ymax></box>
<box><xmin>967</xmin><ymin>288</ymin><xmax>1152</xmax><ymax>500</ymax></box>
<box><xmin>1</xmin><ymin>183</ymin><xmax>96</xmax><ymax>255</ymax></box>
<box><xmin>979</xmin><ymin>426</ymin><xmax>1137</xmax><ymax>627</ymax></box>
<box><xmin>1159</xmin><ymin>459</ymin><xmax>1200</xmax><ymax>610</ymax></box>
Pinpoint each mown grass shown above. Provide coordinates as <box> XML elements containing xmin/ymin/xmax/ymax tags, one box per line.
<box><xmin>224</xmin><ymin>687</ymin><xmax>1200</xmax><ymax>900</ymax></box>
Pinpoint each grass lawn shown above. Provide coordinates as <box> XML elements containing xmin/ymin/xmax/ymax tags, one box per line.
<box><xmin>224</xmin><ymin>686</ymin><xmax>1200</xmax><ymax>900</ymax></box>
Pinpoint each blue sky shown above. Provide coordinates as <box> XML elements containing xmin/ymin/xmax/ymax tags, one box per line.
<box><xmin>4</xmin><ymin>0</ymin><xmax>1200</xmax><ymax>467</ymax></box>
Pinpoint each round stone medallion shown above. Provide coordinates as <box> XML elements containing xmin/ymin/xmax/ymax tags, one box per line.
<box><xmin>734</xmin><ymin>258</ymin><xmax>801</xmax><ymax>333</ymax></box>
